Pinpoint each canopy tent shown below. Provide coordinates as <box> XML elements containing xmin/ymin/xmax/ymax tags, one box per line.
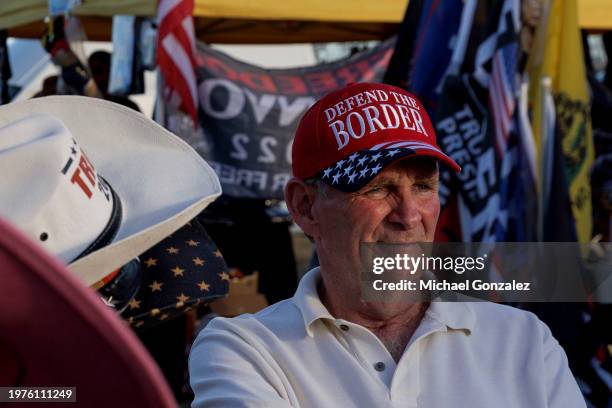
<box><xmin>1</xmin><ymin>0</ymin><xmax>611</xmax><ymax>44</ymax></box>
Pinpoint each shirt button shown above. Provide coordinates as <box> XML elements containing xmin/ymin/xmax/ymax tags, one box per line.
<box><xmin>374</xmin><ymin>362</ymin><xmax>386</xmax><ymax>372</ymax></box>
<box><xmin>339</xmin><ymin>324</ymin><xmax>350</xmax><ymax>331</ymax></box>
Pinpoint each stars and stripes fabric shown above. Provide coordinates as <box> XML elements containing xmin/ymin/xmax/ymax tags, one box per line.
<box><xmin>487</xmin><ymin>0</ymin><xmax>539</xmax><ymax>242</ymax></box>
<box><xmin>432</xmin><ymin>0</ymin><xmax>529</xmax><ymax>243</ymax></box>
<box><xmin>122</xmin><ymin>218</ymin><xmax>229</xmax><ymax>331</ymax></box>
<box><xmin>315</xmin><ymin>148</ymin><xmax>416</xmax><ymax>193</ymax></box>
<box><xmin>156</xmin><ymin>0</ymin><xmax>198</xmax><ymax>123</ymax></box>
<box><xmin>489</xmin><ymin>0</ymin><xmax>520</xmax><ymax>157</ymax></box>
<box><xmin>474</xmin><ymin>0</ymin><xmax>525</xmax><ymax>242</ymax></box>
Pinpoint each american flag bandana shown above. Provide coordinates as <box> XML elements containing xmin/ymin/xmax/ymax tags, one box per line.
<box><xmin>314</xmin><ymin>147</ymin><xmax>417</xmax><ymax>193</ymax></box>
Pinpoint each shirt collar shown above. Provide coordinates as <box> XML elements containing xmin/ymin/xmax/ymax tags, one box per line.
<box><xmin>425</xmin><ymin>300</ymin><xmax>475</xmax><ymax>334</ymax></box>
<box><xmin>293</xmin><ymin>267</ymin><xmax>334</xmax><ymax>337</ymax></box>
<box><xmin>293</xmin><ymin>268</ymin><xmax>476</xmax><ymax>337</ymax></box>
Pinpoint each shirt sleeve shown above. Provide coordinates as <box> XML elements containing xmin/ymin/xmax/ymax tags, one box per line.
<box><xmin>188</xmin><ymin>317</ymin><xmax>294</xmax><ymax>408</ymax></box>
<box><xmin>540</xmin><ymin>320</ymin><xmax>587</xmax><ymax>408</ymax></box>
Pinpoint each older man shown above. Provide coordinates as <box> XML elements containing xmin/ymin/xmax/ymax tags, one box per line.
<box><xmin>189</xmin><ymin>83</ymin><xmax>585</xmax><ymax>407</ymax></box>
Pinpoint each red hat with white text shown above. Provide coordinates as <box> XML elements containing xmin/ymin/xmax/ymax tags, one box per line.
<box><xmin>292</xmin><ymin>82</ymin><xmax>460</xmax><ymax>192</ymax></box>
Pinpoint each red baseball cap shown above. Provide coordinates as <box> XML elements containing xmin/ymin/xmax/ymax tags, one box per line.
<box><xmin>292</xmin><ymin>82</ymin><xmax>460</xmax><ymax>192</ymax></box>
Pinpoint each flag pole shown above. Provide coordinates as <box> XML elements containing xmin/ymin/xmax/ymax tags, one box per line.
<box><xmin>538</xmin><ymin>76</ymin><xmax>553</xmax><ymax>241</ymax></box>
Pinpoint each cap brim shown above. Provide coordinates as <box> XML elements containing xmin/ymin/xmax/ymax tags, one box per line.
<box><xmin>413</xmin><ymin>146</ymin><xmax>462</xmax><ymax>173</ymax></box>
<box><xmin>316</xmin><ymin>146</ymin><xmax>460</xmax><ymax>193</ymax></box>
<box><xmin>0</xmin><ymin>96</ymin><xmax>221</xmax><ymax>286</ymax></box>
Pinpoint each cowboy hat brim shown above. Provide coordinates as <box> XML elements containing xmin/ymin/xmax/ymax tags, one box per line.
<box><xmin>0</xmin><ymin>96</ymin><xmax>221</xmax><ymax>286</ymax></box>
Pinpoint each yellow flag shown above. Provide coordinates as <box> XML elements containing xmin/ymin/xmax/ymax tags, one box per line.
<box><xmin>528</xmin><ymin>0</ymin><xmax>594</xmax><ymax>242</ymax></box>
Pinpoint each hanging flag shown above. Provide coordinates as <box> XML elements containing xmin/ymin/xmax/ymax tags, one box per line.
<box><xmin>382</xmin><ymin>0</ymin><xmax>425</xmax><ymax>88</ymax></box>
<box><xmin>108</xmin><ymin>15</ymin><xmax>135</xmax><ymax>96</ymax></box>
<box><xmin>508</xmin><ymin>81</ymin><xmax>538</xmax><ymax>241</ymax></box>
<box><xmin>434</xmin><ymin>0</ymin><xmax>528</xmax><ymax>243</ymax></box>
<box><xmin>385</xmin><ymin>0</ymin><xmax>477</xmax><ymax>242</ymax></box>
<box><xmin>487</xmin><ymin>0</ymin><xmax>539</xmax><ymax>242</ymax></box>
<box><xmin>409</xmin><ymin>0</ymin><xmax>474</xmax><ymax>115</ymax></box>
<box><xmin>435</xmin><ymin>73</ymin><xmax>499</xmax><ymax>243</ymax></box>
<box><xmin>528</xmin><ymin>0</ymin><xmax>594</xmax><ymax>242</ymax></box>
<box><xmin>489</xmin><ymin>2</ymin><xmax>519</xmax><ymax>158</ymax></box>
<box><xmin>156</xmin><ymin>0</ymin><xmax>198</xmax><ymax>123</ymax></box>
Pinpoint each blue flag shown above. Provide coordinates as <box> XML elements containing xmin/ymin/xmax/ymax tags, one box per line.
<box><xmin>409</xmin><ymin>0</ymin><xmax>466</xmax><ymax>115</ymax></box>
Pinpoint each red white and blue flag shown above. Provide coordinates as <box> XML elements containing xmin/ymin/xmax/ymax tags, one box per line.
<box><xmin>488</xmin><ymin>1</ymin><xmax>519</xmax><ymax>157</ymax></box>
<box><xmin>156</xmin><ymin>0</ymin><xmax>198</xmax><ymax>123</ymax></box>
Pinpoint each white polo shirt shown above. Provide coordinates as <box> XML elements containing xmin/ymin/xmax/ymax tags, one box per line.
<box><xmin>189</xmin><ymin>268</ymin><xmax>585</xmax><ymax>407</ymax></box>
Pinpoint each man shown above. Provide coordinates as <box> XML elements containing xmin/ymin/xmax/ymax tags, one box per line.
<box><xmin>189</xmin><ymin>82</ymin><xmax>585</xmax><ymax>407</ymax></box>
<box><xmin>41</xmin><ymin>16</ymin><xmax>140</xmax><ymax>111</ymax></box>
<box><xmin>87</xmin><ymin>50</ymin><xmax>142</xmax><ymax>111</ymax></box>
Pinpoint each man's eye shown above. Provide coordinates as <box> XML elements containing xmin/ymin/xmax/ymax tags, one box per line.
<box><xmin>415</xmin><ymin>183</ymin><xmax>434</xmax><ymax>191</ymax></box>
<box><xmin>364</xmin><ymin>186</ymin><xmax>388</xmax><ymax>196</ymax></box>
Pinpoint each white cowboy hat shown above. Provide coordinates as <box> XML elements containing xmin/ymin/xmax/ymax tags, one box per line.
<box><xmin>0</xmin><ymin>95</ymin><xmax>221</xmax><ymax>287</ymax></box>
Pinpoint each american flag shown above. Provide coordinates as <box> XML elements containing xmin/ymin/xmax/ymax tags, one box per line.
<box><xmin>156</xmin><ymin>0</ymin><xmax>198</xmax><ymax>123</ymax></box>
<box><xmin>489</xmin><ymin>0</ymin><xmax>520</xmax><ymax>157</ymax></box>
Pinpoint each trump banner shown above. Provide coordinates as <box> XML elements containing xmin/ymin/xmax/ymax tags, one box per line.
<box><xmin>165</xmin><ymin>38</ymin><xmax>395</xmax><ymax>199</ymax></box>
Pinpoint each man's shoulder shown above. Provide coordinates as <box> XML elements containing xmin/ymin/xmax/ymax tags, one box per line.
<box><xmin>464</xmin><ymin>301</ymin><xmax>551</xmax><ymax>340</ymax></box>
<box><xmin>467</xmin><ymin>301</ymin><xmax>537</xmax><ymax>320</ymax></box>
<box><xmin>205</xmin><ymin>297</ymin><xmax>304</xmax><ymax>338</ymax></box>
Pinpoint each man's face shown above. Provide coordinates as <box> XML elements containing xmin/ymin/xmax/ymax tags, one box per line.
<box><xmin>311</xmin><ymin>157</ymin><xmax>440</xmax><ymax>290</ymax></box>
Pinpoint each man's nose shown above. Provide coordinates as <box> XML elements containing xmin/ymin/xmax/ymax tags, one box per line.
<box><xmin>386</xmin><ymin>190</ymin><xmax>422</xmax><ymax>230</ymax></box>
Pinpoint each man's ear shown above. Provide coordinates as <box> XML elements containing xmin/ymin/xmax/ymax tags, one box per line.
<box><xmin>285</xmin><ymin>177</ymin><xmax>319</xmax><ymax>238</ymax></box>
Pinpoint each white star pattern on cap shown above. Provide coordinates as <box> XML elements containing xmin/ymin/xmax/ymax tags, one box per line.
<box><xmin>370</xmin><ymin>163</ymin><xmax>383</xmax><ymax>175</ymax></box>
<box><xmin>315</xmin><ymin>148</ymin><xmax>416</xmax><ymax>192</ymax></box>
